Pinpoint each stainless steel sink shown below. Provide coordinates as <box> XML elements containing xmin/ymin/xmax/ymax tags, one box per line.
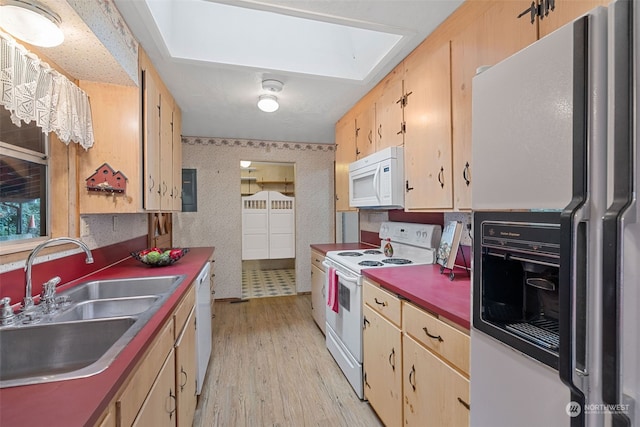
<box><xmin>50</xmin><ymin>296</ymin><xmax>159</xmax><ymax>322</ymax></box>
<box><xmin>0</xmin><ymin>274</ymin><xmax>187</xmax><ymax>388</ymax></box>
<box><xmin>59</xmin><ymin>275</ymin><xmax>184</xmax><ymax>301</ymax></box>
<box><xmin>0</xmin><ymin>317</ymin><xmax>136</xmax><ymax>387</ymax></box>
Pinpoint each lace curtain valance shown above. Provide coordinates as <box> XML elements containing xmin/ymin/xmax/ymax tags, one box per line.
<box><xmin>0</xmin><ymin>31</ymin><xmax>94</xmax><ymax>150</ymax></box>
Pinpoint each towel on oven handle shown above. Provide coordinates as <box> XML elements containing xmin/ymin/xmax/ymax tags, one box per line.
<box><xmin>327</xmin><ymin>267</ymin><xmax>339</xmax><ymax>313</ymax></box>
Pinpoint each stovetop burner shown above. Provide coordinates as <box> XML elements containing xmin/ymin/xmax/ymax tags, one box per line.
<box><xmin>359</xmin><ymin>260</ymin><xmax>384</xmax><ymax>267</ymax></box>
<box><xmin>363</xmin><ymin>250</ymin><xmax>383</xmax><ymax>255</ymax></box>
<box><xmin>337</xmin><ymin>251</ymin><xmax>364</xmax><ymax>257</ymax></box>
<box><xmin>382</xmin><ymin>258</ymin><xmax>412</xmax><ymax>265</ymax></box>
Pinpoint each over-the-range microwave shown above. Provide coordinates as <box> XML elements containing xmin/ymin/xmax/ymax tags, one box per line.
<box><xmin>349</xmin><ymin>146</ymin><xmax>404</xmax><ymax>209</ymax></box>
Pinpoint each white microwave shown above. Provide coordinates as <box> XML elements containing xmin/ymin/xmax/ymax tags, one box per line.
<box><xmin>349</xmin><ymin>146</ymin><xmax>404</xmax><ymax>209</ymax></box>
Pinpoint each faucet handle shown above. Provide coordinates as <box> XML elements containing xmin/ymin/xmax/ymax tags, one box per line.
<box><xmin>40</xmin><ymin>277</ymin><xmax>61</xmax><ymax>313</ymax></box>
<box><xmin>0</xmin><ymin>297</ymin><xmax>17</xmax><ymax>326</ymax></box>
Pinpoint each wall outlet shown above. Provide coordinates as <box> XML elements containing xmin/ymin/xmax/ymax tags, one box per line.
<box><xmin>112</xmin><ymin>216</ymin><xmax>117</xmax><ymax>232</ymax></box>
<box><xmin>80</xmin><ymin>217</ymin><xmax>89</xmax><ymax>237</ymax></box>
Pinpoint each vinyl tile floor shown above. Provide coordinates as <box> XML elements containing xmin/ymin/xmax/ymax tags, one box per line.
<box><xmin>241</xmin><ymin>268</ymin><xmax>296</xmax><ymax>299</ymax></box>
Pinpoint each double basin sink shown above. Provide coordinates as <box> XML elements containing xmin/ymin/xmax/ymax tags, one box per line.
<box><xmin>0</xmin><ymin>275</ymin><xmax>186</xmax><ymax>388</ymax></box>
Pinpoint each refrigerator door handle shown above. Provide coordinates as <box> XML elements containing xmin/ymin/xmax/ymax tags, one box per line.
<box><xmin>559</xmin><ymin>15</ymin><xmax>590</xmax><ymax>427</ymax></box>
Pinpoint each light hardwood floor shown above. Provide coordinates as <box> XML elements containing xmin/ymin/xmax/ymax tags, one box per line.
<box><xmin>193</xmin><ymin>295</ymin><xmax>383</xmax><ymax>427</ymax></box>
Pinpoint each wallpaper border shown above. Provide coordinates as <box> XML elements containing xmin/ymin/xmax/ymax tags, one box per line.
<box><xmin>182</xmin><ymin>136</ymin><xmax>335</xmax><ymax>152</ymax></box>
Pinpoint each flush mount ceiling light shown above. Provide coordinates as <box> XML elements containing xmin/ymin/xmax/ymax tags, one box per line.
<box><xmin>240</xmin><ymin>160</ymin><xmax>252</xmax><ymax>168</ymax></box>
<box><xmin>257</xmin><ymin>79</ymin><xmax>283</xmax><ymax>113</ymax></box>
<box><xmin>257</xmin><ymin>94</ymin><xmax>279</xmax><ymax>113</ymax></box>
<box><xmin>0</xmin><ymin>0</ymin><xmax>64</xmax><ymax>47</ymax></box>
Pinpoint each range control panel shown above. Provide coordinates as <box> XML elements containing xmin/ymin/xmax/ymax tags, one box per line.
<box><xmin>379</xmin><ymin>222</ymin><xmax>442</xmax><ymax>249</ymax></box>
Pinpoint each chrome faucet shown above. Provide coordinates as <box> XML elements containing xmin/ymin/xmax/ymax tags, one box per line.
<box><xmin>23</xmin><ymin>237</ymin><xmax>94</xmax><ymax>311</ymax></box>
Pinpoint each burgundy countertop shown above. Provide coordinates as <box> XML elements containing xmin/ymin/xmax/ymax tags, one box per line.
<box><xmin>310</xmin><ymin>242</ymin><xmax>375</xmax><ymax>255</ymax></box>
<box><xmin>0</xmin><ymin>247</ymin><xmax>214</xmax><ymax>427</ymax></box>
<box><xmin>363</xmin><ymin>264</ymin><xmax>471</xmax><ymax>330</ymax></box>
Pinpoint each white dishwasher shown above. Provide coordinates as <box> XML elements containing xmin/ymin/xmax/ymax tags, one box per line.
<box><xmin>195</xmin><ymin>262</ymin><xmax>212</xmax><ymax>395</ymax></box>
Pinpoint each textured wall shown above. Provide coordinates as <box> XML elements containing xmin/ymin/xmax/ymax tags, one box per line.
<box><xmin>175</xmin><ymin>138</ymin><xmax>335</xmax><ymax>299</ymax></box>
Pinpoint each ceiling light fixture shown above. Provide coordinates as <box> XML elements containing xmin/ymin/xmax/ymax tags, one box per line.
<box><xmin>257</xmin><ymin>94</ymin><xmax>279</xmax><ymax>113</ymax></box>
<box><xmin>257</xmin><ymin>79</ymin><xmax>283</xmax><ymax>113</ymax></box>
<box><xmin>0</xmin><ymin>0</ymin><xmax>64</xmax><ymax>48</ymax></box>
<box><xmin>240</xmin><ymin>160</ymin><xmax>252</xmax><ymax>168</ymax></box>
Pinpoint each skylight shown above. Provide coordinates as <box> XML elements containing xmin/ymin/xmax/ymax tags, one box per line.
<box><xmin>145</xmin><ymin>0</ymin><xmax>404</xmax><ymax>81</ymax></box>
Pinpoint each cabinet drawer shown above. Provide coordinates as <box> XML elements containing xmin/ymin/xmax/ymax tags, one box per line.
<box><xmin>403</xmin><ymin>302</ymin><xmax>469</xmax><ymax>375</ymax></box>
<box><xmin>311</xmin><ymin>250</ymin><xmax>326</xmax><ymax>272</ymax></box>
<box><xmin>364</xmin><ymin>280</ymin><xmax>401</xmax><ymax>327</ymax></box>
<box><xmin>174</xmin><ymin>285</ymin><xmax>195</xmax><ymax>339</ymax></box>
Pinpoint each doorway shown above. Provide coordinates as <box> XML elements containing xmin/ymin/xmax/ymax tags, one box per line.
<box><xmin>240</xmin><ymin>161</ymin><xmax>296</xmax><ymax>299</ymax></box>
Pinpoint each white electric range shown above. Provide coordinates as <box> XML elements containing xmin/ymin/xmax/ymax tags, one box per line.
<box><xmin>323</xmin><ymin>222</ymin><xmax>442</xmax><ymax>399</ymax></box>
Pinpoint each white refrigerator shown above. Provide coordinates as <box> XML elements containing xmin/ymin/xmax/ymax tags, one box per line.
<box><xmin>470</xmin><ymin>1</ymin><xmax>638</xmax><ymax>426</ymax></box>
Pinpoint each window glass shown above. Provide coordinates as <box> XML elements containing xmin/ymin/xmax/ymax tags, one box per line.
<box><xmin>0</xmin><ymin>107</ymin><xmax>48</xmax><ymax>242</ymax></box>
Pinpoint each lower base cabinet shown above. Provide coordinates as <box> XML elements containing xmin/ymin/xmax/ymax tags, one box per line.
<box><xmin>363</xmin><ymin>280</ymin><xmax>470</xmax><ymax>427</ymax></box>
<box><xmin>132</xmin><ymin>349</ymin><xmax>177</xmax><ymax>426</ymax></box>
<box><xmin>363</xmin><ymin>305</ymin><xmax>403</xmax><ymax>427</ymax></box>
<box><xmin>403</xmin><ymin>334</ymin><xmax>470</xmax><ymax>426</ymax></box>
<box><xmin>310</xmin><ymin>250</ymin><xmax>326</xmax><ymax>334</ymax></box>
<box><xmin>96</xmin><ymin>284</ymin><xmax>197</xmax><ymax>427</ymax></box>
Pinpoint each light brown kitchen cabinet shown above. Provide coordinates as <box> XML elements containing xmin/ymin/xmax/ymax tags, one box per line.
<box><xmin>310</xmin><ymin>250</ymin><xmax>326</xmax><ymax>334</ymax></box>
<box><xmin>104</xmin><ymin>284</ymin><xmax>196</xmax><ymax>427</ymax></box>
<box><xmin>95</xmin><ymin>404</ymin><xmax>115</xmax><ymax>427</ymax></box>
<box><xmin>375</xmin><ymin>68</ymin><xmax>405</xmax><ymax>151</ymax></box>
<box><xmin>450</xmin><ymin>1</ymin><xmax>538</xmax><ymax>210</ymax></box>
<box><xmin>537</xmin><ymin>0</ymin><xmax>609</xmax><ymax>38</ymax></box>
<box><xmin>172</xmin><ymin>107</ymin><xmax>183</xmax><ymax>211</ymax></box>
<box><xmin>403</xmin><ymin>41</ymin><xmax>453</xmax><ymax>210</ymax></box>
<box><xmin>354</xmin><ymin>97</ymin><xmax>376</xmax><ymax>159</ymax></box>
<box><xmin>132</xmin><ymin>349</ymin><xmax>177</xmax><ymax>427</ymax></box>
<box><xmin>77</xmin><ymin>81</ymin><xmax>142</xmax><ymax>214</ymax></box>
<box><xmin>140</xmin><ymin>48</ymin><xmax>182</xmax><ymax>212</ymax></box>
<box><xmin>402</xmin><ymin>301</ymin><xmax>470</xmax><ymax>427</ymax></box>
<box><xmin>116</xmin><ymin>316</ymin><xmax>175</xmax><ymax>425</ymax></box>
<box><xmin>334</xmin><ymin>115</ymin><xmax>357</xmax><ymax>212</ymax></box>
<box><xmin>362</xmin><ymin>282</ymin><xmax>403</xmax><ymax>427</ymax></box>
<box><xmin>403</xmin><ymin>334</ymin><xmax>470</xmax><ymax>427</ymax></box>
<box><xmin>175</xmin><ymin>307</ymin><xmax>197</xmax><ymax>427</ymax></box>
<box><xmin>210</xmin><ymin>258</ymin><xmax>216</xmax><ymax>319</ymax></box>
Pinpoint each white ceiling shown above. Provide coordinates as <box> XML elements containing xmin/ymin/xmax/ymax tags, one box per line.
<box><xmin>13</xmin><ymin>0</ymin><xmax>464</xmax><ymax>144</ymax></box>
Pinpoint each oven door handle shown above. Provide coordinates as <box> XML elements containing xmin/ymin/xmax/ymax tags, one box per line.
<box><xmin>335</xmin><ymin>270</ymin><xmax>359</xmax><ymax>284</ymax></box>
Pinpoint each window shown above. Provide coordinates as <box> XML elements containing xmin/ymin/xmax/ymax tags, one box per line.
<box><xmin>0</xmin><ymin>107</ymin><xmax>49</xmax><ymax>243</ymax></box>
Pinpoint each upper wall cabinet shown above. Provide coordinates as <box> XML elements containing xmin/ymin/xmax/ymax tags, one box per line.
<box><xmin>77</xmin><ymin>81</ymin><xmax>142</xmax><ymax>214</ymax></box>
<box><xmin>403</xmin><ymin>41</ymin><xmax>453</xmax><ymax>211</ymax></box>
<box><xmin>354</xmin><ymin>95</ymin><xmax>376</xmax><ymax>160</ymax></box>
<box><xmin>528</xmin><ymin>0</ymin><xmax>610</xmax><ymax>38</ymax></box>
<box><xmin>450</xmin><ymin>1</ymin><xmax>537</xmax><ymax>210</ymax></box>
<box><xmin>140</xmin><ymin>48</ymin><xmax>182</xmax><ymax>212</ymax></box>
<box><xmin>375</xmin><ymin>67</ymin><xmax>405</xmax><ymax>151</ymax></box>
<box><xmin>335</xmin><ymin>113</ymin><xmax>357</xmax><ymax>212</ymax></box>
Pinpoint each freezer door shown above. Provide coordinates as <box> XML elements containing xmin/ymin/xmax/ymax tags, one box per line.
<box><xmin>602</xmin><ymin>0</ymin><xmax>638</xmax><ymax>425</ymax></box>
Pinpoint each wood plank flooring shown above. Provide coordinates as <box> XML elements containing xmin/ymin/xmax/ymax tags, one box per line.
<box><xmin>193</xmin><ymin>295</ymin><xmax>383</xmax><ymax>427</ymax></box>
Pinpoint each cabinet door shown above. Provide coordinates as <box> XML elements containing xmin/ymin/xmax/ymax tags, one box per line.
<box><xmin>143</xmin><ymin>69</ymin><xmax>161</xmax><ymax>211</ymax></box>
<box><xmin>132</xmin><ymin>349</ymin><xmax>177</xmax><ymax>427</ymax></box>
<box><xmin>376</xmin><ymin>70</ymin><xmax>404</xmax><ymax>151</ymax></box>
<box><xmin>175</xmin><ymin>307</ymin><xmax>197</xmax><ymax>427</ymax></box>
<box><xmin>355</xmin><ymin>101</ymin><xmax>376</xmax><ymax>159</ymax></box>
<box><xmin>335</xmin><ymin>116</ymin><xmax>357</xmax><ymax>212</ymax></box>
<box><xmin>403</xmin><ymin>335</ymin><xmax>470</xmax><ymax>427</ymax></box>
<box><xmin>538</xmin><ymin>0</ymin><xmax>609</xmax><ymax>38</ymax></box>
<box><xmin>311</xmin><ymin>264</ymin><xmax>326</xmax><ymax>334</ymax></box>
<box><xmin>451</xmin><ymin>1</ymin><xmax>538</xmax><ymax>210</ymax></box>
<box><xmin>160</xmin><ymin>93</ymin><xmax>174</xmax><ymax>210</ymax></box>
<box><xmin>172</xmin><ymin>106</ymin><xmax>183</xmax><ymax>211</ymax></box>
<box><xmin>363</xmin><ymin>305</ymin><xmax>402</xmax><ymax>427</ymax></box>
<box><xmin>77</xmin><ymin>81</ymin><xmax>142</xmax><ymax>214</ymax></box>
<box><xmin>403</xmin><ymin>41</ymin><xmax>453</xmax><ymax>210</ymax></box>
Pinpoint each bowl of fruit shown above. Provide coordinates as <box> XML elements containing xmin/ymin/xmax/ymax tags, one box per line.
<box><xmin>131</xmin><ymin>247</ymin><xmax>189</xmax><ymax>267</ymax></box>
